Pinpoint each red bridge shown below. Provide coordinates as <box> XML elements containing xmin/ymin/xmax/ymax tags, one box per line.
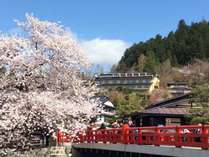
<box><xmin>76</xmin><ymin>125</ymin><xmax>209</xmax><ymax>149</ymax></box>
<box><xmin>60</xmin><ymin>125</ymin><xmax>209</xmax><ymax>157</ymax></box>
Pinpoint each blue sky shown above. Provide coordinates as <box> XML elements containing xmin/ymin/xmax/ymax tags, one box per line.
<box><xmin>0</xmin><ymin>0</ymin><xmax>209</xmax><ymax>71</ymax></box>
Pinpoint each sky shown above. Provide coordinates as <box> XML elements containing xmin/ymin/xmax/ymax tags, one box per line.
<box><xmin>0</xmin><ymin>0</ymin><xmax>209</xmax><ymax>72</ymax></box>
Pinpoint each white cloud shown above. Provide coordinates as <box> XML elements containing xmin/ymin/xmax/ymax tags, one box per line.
<box><xmin>80</xmin><ymin>38</ymin><xmax>130</xmax><ymax>65</ymax></box>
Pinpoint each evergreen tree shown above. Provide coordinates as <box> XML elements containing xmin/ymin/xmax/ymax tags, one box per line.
<box><xmin>144</xmin><ymin>50</ymin><xmax>158</xmax><ymax>72</ymax></box>
<box><xmin>116</xmin><ymin>19</ymin><xmax>209</xmax><ymax>72</ymax></box>
<box><xmin>190</xmin><ymin>84</ymin><xmax>209</xmax><ymax>124</ymax></box>
<box><xmin>135</xmin><ymin>53</ymin><xmax>146</xmax><ymax>72</ymax></box>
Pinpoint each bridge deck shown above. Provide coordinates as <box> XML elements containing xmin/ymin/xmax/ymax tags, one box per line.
<box><xmin>72</xmin><ymin>143</ymin><xmax>209</xmax><ymax>157</ymax></box>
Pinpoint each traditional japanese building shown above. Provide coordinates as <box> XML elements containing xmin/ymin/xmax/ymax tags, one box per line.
<box><xmin>90</xmin><ymin>96</ymin><xmax>115</xmax><ymax>124</ymax></box>
<box><xmin>95</xmin><ymin>73</ymin><xmax>160</xmax><ymax>94</ymax></box>
<box><xmin>167</xmin><ymin>82</ymin><xmax>191</xmax><ymax>97</ymax></box>
<box><xmin>131</xmin><ymin>94</ymin><xmax>191</xmax><ymax>127</ymax></box>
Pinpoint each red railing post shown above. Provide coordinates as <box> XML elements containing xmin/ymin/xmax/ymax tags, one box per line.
<box><xmin>112</xmin><ymin>129</ymin><xmax>117</xmax><ymax>144</ymax></box>
<box><xmin>57</xmin><ymin>129</ymin><xmax>62</xmax><ymax>146</ymax></box>
<box><xmin>129</xmin><ymin>128</ymin><xmax>136</xmax><ymax>144</ymax></box>
<box><xmin>119</xmin><ymin>129</ymin><xmax>123</xmax><ymax>143</ymax></box>
<box><xmin>155</xmin><ymin>127</ymin><xmax>160</xmax><ymax>146</ymax></box>
<box><xmin>112</xmin><ymin>129</ymin><xmax>115</xmax><ymax>143</ymax></box>
<box><xmin>107</xmin><ymin>130</ymin><xmax>110</xmax><ymax>143</ymax></box>
<box><xmin>103</xmin><ymin>130</ymin><xmax>107</xmax><ymax>144</ymax></box>
<box><xmin>82</xmin><ymin>133</ymin><xmax>84</xmax><ymax>143</ymax></box>
<box><xmin>108</xmin><ymin>129</ymin><xmax>111</xmax><ymax>143</ymax></box>
<box><xmin>87</xmin><ymin>131</ymin><xmax>90</xmax><ymax>143</ymax></box>
<box><xmin>84</xmin><ymin>132</ymin><xmax>87</xmax><ymax>143</ymax></box>
<box><xmin>110</xmin><ymin>130</ymin><xmax>113</xmax><ymax>143</ymax></box>
<box><xmin>79</xmin><ymin>132</ymin><xmax>84</xmax><ymax>143</ymax></box>
<box><xmin>93</xmin><ymin>130</ymin><xmax>96</xmax><ymax>143</ymax></box>
<box><xmin>87</xmin><ymin>130</ymin><xmax>93</xmax><ymax>143</ymax></box>
<box><xmin>138</xmin><ymin>128</ymin><xmax>142</xmax><ymax>145</ymax></box>
<box><xmin>98</xmin><ymin>130</ymin><xmax>101</xmax><ymax>142</ymax></box>
<box><xmin>95</xmin><ymin>130</ymin><xmax>98</xmax><ymax>143</ymax></box>
<box><xmin>116</xmin><ymin>129</ymin><xmax>120</xmax><ymax>143</ymax></box>
<box><xmin>175</xmin><ymin>126</ymin><xmax>182</xmax><ymax>148</ymax></box>
<box><xmin>201</xmin><ymin>125</ymin><xmax>208</xmax><ymax>150</ymax></box>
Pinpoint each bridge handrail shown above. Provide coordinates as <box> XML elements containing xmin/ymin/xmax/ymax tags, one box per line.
<box><xmin>74</xmin><ymin>125</ymin><xmax>209</xmax><ymax>150</ymax></box>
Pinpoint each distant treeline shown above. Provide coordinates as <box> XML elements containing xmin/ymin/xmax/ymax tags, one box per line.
<box><xmin>116</xmin><ymin>20</ymin><xmax>209</xmax><ymax>72</ymax></box>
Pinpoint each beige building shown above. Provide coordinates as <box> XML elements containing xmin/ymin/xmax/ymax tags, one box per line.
<box><xmin>95</xmin><ymin>73</ymin><xmax>160</xmax><ymax>94</ymax></box>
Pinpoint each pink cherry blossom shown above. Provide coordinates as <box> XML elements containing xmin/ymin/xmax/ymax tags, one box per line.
<box><xmin>0</xmin><ymin>14</ymin><xmax>101</xmax><ymax>153</ymax></box>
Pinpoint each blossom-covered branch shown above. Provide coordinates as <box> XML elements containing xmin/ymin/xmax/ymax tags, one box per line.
<box><xmin>0</xmin><ymin>14</ymin><xmax>100</xmax><ymax>152</ymax></box>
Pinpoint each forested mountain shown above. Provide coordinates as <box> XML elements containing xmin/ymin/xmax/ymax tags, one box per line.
<box><xmin>116</xmin><ymin>20</ymin><xmax>209</xmax><ymax>73</ymax></box>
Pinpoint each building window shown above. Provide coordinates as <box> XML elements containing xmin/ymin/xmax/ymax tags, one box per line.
<box><xmin>121</xmin><ymin>73</ymin><xmax>125</xmax><ymax>77</ymax></box>
<box><xmin>128</xmin><ymin>80</ymin><xmax>133</xmax><ymax>84</ymax></box>
<box><xmin>135</xmin><ymin>80</ymin><xmax>139</xmax><ymax>83</ymax></box>
<box><xmin>108</xmin><ymin>80</ymin><xmax>113</xmax><ymax>84</ymax></box>
<box><xmin>101</xmin><ymin>80</ymin><xmax>106</xmax><ymax>84</ymax></box>
<box><xmin>116</xmin><ymin>80</ymin><xmax>121</xmax><ymax>84</ymax></box>
<box><xmin>142</xmin><ymin>80</ymin><xmax>148</xmax><ymax>83</ymax></box>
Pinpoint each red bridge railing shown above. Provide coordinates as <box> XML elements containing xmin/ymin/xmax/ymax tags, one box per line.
<box><xmin>75</xmin><ymin>125</ymin><xmax>209</xmax><ymax>150</ymax></box>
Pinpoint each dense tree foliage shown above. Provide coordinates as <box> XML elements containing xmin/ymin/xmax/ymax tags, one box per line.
<box><xmin>116</xmin><ymin>20</ymin><xmax>209</xmax><ymax>72</ymax></box>
<box><xmin>190</xmin><ymin>84</ymin><xmax>209</xmax><ymax>124</ymax></box>
<box><xmin>105</xmin><ymin>88</ymin><xmax>149</xmax><ymax>117</ymax></box>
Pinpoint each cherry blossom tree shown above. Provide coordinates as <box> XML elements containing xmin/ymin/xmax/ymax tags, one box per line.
<box><xmin>0</xmin><ymin>14</ymin><xmax>100</xmax><ymax>153</ymax></box>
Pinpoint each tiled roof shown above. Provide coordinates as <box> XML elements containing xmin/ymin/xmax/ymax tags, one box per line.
<box><xmin>142</xmin><ymin>107</ymin><xmax>188</xmax><ymax>115</ymax></box>
<box><xmin>145</xmin><ymin>94</ymin><xmax>190</xmax><ymax>109</ymax></box>
<box><xmin>167</xmin><ymin>82</ymin><xmax>188</xmax><ymax>86</ymax></box>
<box><xmin>90</xmin><ymin>96</ymin><xmax>115</xmax><ymax>108</ymax></box>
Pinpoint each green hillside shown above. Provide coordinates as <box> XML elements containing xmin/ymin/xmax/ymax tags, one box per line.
<box><xmin>116</xmin><ymin>20</ymin><xmax>209</xmax><ymax>73</ymax></box>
